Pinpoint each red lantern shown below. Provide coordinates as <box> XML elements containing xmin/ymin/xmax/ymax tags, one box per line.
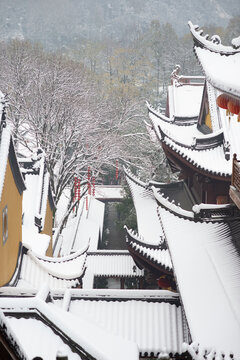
<box><xmin>157</xmin><ymin>276</ymin><xmax>172</xmax><ymax>290</ymax></box>
<box><xmin>216</xmin><ymin>94</ymin><xmax>230</xmax><ymax>110</ymax></box>
<box><xmin>228</xmin><ymin>99</ymin><xmax>240</xmax><ymax>115</ymax></box>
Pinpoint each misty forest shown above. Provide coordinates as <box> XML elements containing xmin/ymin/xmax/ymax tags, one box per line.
<box><xmin>0</xmin><ymin>0</ymin><xmax>239</xmax><ymax>223</ymax></box>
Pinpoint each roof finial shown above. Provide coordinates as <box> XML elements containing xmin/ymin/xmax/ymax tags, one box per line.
<box><xmin>171</xmin><ymin>64</ymin><xmax>181</xmax><ymax>85</ymax></box>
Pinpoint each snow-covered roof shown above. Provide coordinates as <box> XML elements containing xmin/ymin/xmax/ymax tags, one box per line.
<box><xmin>0</xmin><ymin>124</ymin><xmax>12</xmax><ymax>202</ymax></box>
<box><xmin>150</xmin><ymin>179</ymin><xmax>196</xmax><ymax>211</ymax></box>
<box><xmin>125</xmin><ymin>168</ymin><xmax>165</xmax><ymax>246</ymax></box>
<box><xmin>64</xmin><ymin>290</ymin><xmax>185</xmax><ymax>357</ymax></box>
<box><xmin>152</xmin><ymin>185</ymin><xmax>240</xmax><ymax>222</ymax></box>
<box><xmin>20</xmin><ymin>152</ymin><xmax>53</xmax><ymax>242</ymax></box>
<box><xmin>0</xmin><ymin>310</ymin><xmax>28</xmax><ymax>360</ymax></box>
<box><xmin>168</xmin><ymin>77</ymin><xmax>204</xmax><ymax>119</ymax></box>
<box><xmin>82</xmin><ymin>250</ymin><xmax>144</xmax><ymax>289</ymax></box>
<box><xmin>4</xmin><ymin>317</ymin><xmax>80</xmax><ymax>359</ymax></box>
<box><xmin>0</xmin><ymin>123</ymin><xmax>25</xmax><ymax>201</ymax></box>
<box><xmin>16</xmin><ymin>246</ymin><xmax>87</xmax><ymax>290</ymax></box>
<box><xmin>61</xmin><ymin>195</ymin><xmax>105</xmax><ymax>256</ymax></box>
<box><xmin>126</xmin><ymin>228</ymin><xmax>172</xmax><ymax>272</ymax></box>
<box><xmin>149</xmin><ymin>81</ymin><xmax>240</xmax><ymax>178</ymax></box>
<box><xmin>157</xmin><ymin>203</ymin><xmax>240</xmax><ymax>359</ymax></box>
<box><xmin>189</xmin><ymin>21</ymin><xmax>240</xmax><ymax>98</ymax></box>
<box><xmin>0</xmin><ymin>287</ymin><xmax>139</xmax><ymax>360</ymax></box>
<box><xmin>95</xmin><ymin>185</ymin><xmax>124</xmax><ymax>200</ymax></box>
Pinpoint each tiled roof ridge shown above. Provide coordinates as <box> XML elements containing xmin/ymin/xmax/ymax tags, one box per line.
<box><xmin>124</xmin><ymin>225</ymin><xmax>165</xmax><ymax>249</ymax></box>
<box><xmin>156</xmin><ymin>119</ymin><xmax>224</xmax><ymax>150</ymax></box>
<box><xmin>87</xmin><ymin>250</ymin><xmax>131</xmax><ymax>256</ymax></box>
<box><xmin>162</xmin><ymin>138</ymin><xmax>230</xmax><ymax>178</ymax></box>
<box><xmin>124</xmin><ymin>225</ymin><xmax>148</xmax><ymax>244</ymax></box>
<box><xmin>146</xmin><ymin>101</ymin><xmax>174</xmax><ymax>123</ymax></box>
<box><xmin>28</xmin><ymin>253</ymin><xmax>86</xmax><ymax>281</ymax></box>
<box><xmin>153</xmin><ymin>186</ymin><xmax>240</xmax><ymax>222</ymax></box>
<box><xmin>188</xmin><ymin>21</ymin><xmax>240</xmax><ymax>55</ymax></box>
<box><xmin>30</xmin><ymin>243</ymin><xmax>89</xmax><ymax>264</ymax></box>
<box><xmin>147</xmin><ymin>101</ymin><xmax>198</xmax><ymax>126</ymax></box>
<box><xmin>148</xmin><ymin>179</ymin><xmax>184</xmax><ymax>188</ymax></box>
<box><xmin>128</xmin><ymin>239</ymin><xmax>172</xmax><ymax>271</ymax></box>
<box><xmin>123</xmin><ymin>166</ymin><xmax>146</xmax><ymax>188</ymax></box>
<box><xmin>61</xmin><ymin>288</ymin><xmax>179</xmax><ymax>301</ymax></box>
<box><xmin>153</xmin><ymin>186</ymin><xmax>195</xmax><ymax>220</ymax></box>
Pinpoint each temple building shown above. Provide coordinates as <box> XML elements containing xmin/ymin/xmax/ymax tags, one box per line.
<box><xmin>1</xmin><ymin>20</ymin><xmax>240</xmax><ymax>360</ymax></box>
<box><xmin>125</xmin><ymin>23</ymin><xmax>240</xmax><ymax>360</ymax></box>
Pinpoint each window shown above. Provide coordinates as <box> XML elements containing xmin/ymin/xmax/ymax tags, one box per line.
<box><xmin>2</xmin><ymin>206</ymin><xmax>8</xmax><ymax>245</ymax></box>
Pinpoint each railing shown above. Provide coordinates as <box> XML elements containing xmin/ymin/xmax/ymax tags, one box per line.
<box><xmin>194</xmin><ymin>206</ymin><xmax>240</xmax><ymax>220</ymax></box>
<box><xmin>232</xmin><ymin>153</ymin><xmax>240</xmax><ymax>192</ymax></box>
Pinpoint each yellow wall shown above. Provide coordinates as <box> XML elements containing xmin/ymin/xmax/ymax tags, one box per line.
<box><xmin>205</xmin><ymin>109</ymin><xmax>212</xmax><ymax>130</ymax></box>
<box><xmin>0</xmin><ymin>160</ymin><xmax>22</xmax><ymax>286</ymax></box>
<box><xmin>42</xmin><ymin>199</ymin><xmax>53</xmax><ymax>256</ymax></box>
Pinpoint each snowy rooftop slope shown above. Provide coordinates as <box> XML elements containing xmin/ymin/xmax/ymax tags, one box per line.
<box><xmin>61</xmin><ymin>195</ymin><xmax>105</xmax><ymax>256</ymax></box>
<box><xmin>149</xmin><ymin>106</ymin><xmax>233</xmax><ymax>177</ymax></box>
<box><xmin>59</xmin><ymin>194</ymin><xmax>86</xmax><ymax>256</ymax></box>
<box><xmin>189</xmin><ymin>21</ymin><xmax>240</xmax><ymax>97</ymax></box>
<box><xmin>72</xmin><ymin>196</ymin><xmax>105</xmax><ymax>253</ymax></box>
<box><xmin>125</xmin><ymin>168</ymin><xmax>164</xmax><ymax>246</ymax></box>
<box><xmin>95</xmin><ymin>185</ymin><xmax>124</xmax><ymax>200</ymax></box>
<box><xmin>83</xmin><ymin>250</ymin><xmax>144</xmax><ymax>288</ymax></box>
<box><xmin>149</xmin><ymin>110</ymin><xmax>201</xmax><ymax>147</ymax></box>
<box><xmin>21</xmin><ymin>154</ymin><xmax>53</xmax><ymax>255</ymax></box>
<box><xmin>6</xmin><ymin>317</ymin><xmax>80</xmax><ymax>360</ymax></box>
<box><xmin>0</xmin><ymin>124</ymin><xmax>12</xmax><ymax>201</ymax></box>
<box><xmin>0</xmin><ymin>289</ymin><xmax>139</xmax><ymax>360</ymax></box>
<box><xmin>126</xmin><ymin>231</ymin><xmax>172</xmax><ymax>272</ymax></box>
<box><xmin>164</xmin><ymin>133</ymin><xmax>231</xmax><ymax>176</ymax></box>
<box><xmin>195</xmin><ymin>47</ymin><xmax>240</xmax><ymax>97</ymax></box>
<box><xmin>68</xmin><ymin>296</ymin><xmax>184</xmax><ymax>357</ymax></box>
<box><xmin>168</xmin><ymin>80</ymin><xmax>204</xmax><ymax>119</ymax></box>
<box><xmin>0</xmin><ymin>310</ymin><xmax>28</xmax><ymax>360</ymax></box>
<box><xmin>158</xmin><ymin>206</ymin><xmax>240</xmax><ymax>359</ymax></box>
<box><xmin>18</xmin><ymin>247</ymin><xmax>87</xmax><ymax>290</ymax></box>
<box><xmin>22</xmin><ymin>171</ymin><xmax>51</xmax><ymax>254</ymax></box>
